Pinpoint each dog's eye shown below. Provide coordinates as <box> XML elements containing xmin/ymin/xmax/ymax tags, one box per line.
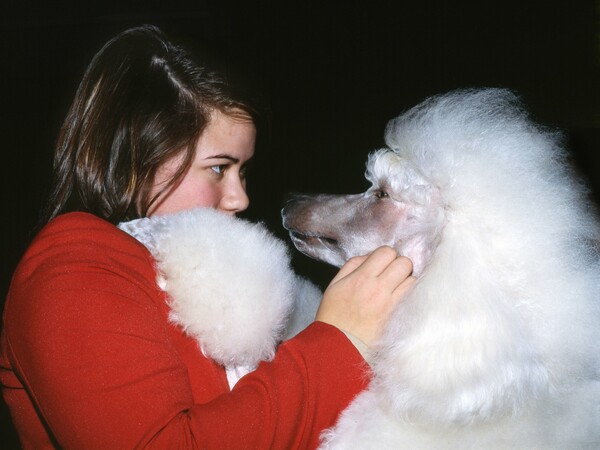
<box><xmin>374</xmin><ymin>189</ymin><xmax>389</xmax><ymax>199</ymax></box>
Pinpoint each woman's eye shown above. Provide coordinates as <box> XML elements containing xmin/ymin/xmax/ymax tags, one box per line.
<box><xmin>374</xmin><ymin>189</ymin><xmax>389</xmax><ymax>199</ymax></box>
<box><xmin>211</xmin><ymin>165</ymin><xmax>227</xmax><ymax>175</ymax></box>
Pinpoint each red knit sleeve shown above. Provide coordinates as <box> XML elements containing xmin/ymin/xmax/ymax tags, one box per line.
<box><xmin>1</xmin><ymin>213</ymin><xmax>369</xmax><ymax>450</ymax></box>
<box><xmin>182</xmin><ymin>322</ymin><xmax>370</xmax><ymax>449</ymax></box>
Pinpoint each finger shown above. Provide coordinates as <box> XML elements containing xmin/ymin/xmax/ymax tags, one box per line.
<box><xmin>350</xmin><ymin>246</ymin><xmax>398</xmax><ymax>278</ymax></box>
<box><xmin>378</xmin><ymin>255</ymin><xmax>414</xmax><ymax>288</ymax></box>
<box><xmin>330</xmin><ymin>255</ymin><xmax>368</xmax><ymax>284</ymax></box>
<box><xmin>392</xmin><ymin>275</ymin><xmax>417</xmax><ymax>299</ymax></box>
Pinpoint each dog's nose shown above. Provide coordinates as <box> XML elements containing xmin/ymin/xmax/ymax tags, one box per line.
<box><xmin>281</xmin><ymin>194</ymin><xmax>299</xmax><ymax>218</ymax></box>
<box><xmin>282</xmin><ymin>193</ymin><xmax>309</xmax><ymax>213</ymax></box>
<box><xmin>281</xmin><ymin>193</ymin><xmax>312</xmax><ymax>226</ymax></box>
<box><xmin>283</xmin><ymin>193</ymin><xmax>313</xmax><ymax>204</ymax></box>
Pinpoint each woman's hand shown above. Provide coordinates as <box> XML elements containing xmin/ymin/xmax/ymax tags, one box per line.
<box><xmin>315</xmin><ymin>246</ymin><xmax>415</xmax><ymax>347</ymax></box>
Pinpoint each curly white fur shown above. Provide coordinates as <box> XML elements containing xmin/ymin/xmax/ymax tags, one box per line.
<box><xmin>119</xmin><ymin>208</ymin><xmax>321</xmax><ymax>386</ymax></box>
<box><xmin>317</xmin><ymin>89</ymin><xmax>600</xmax><ymax>449</ymax></box>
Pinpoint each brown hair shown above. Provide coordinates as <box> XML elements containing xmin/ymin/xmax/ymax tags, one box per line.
<box><xmin>42</xmin><ymin>25</ymin><xmax>260</xmax><ymax>224</ymax></box>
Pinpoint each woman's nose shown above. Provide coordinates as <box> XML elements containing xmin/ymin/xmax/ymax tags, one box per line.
<box><xmin>219</xmin><ymin>175</ymin><xmax>249</xmax><ymax>215</ymax></box>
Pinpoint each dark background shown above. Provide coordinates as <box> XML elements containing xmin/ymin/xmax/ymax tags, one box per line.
<box><xmin>1</xmin><ymin>1</ymin><xmax>598</xmax><ymax>447</ymax></box>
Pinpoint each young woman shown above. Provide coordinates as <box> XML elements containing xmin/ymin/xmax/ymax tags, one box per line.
<box><xmin>0</xmin><ymin>25</ymin><xmax>414</xmax><ymax>449</ymax></box>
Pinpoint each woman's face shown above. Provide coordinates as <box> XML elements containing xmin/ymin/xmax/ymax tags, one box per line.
<box><xmin>148</xmin><ymin>110</ymin><xmax>256</xmax><ymax>216</ymax></box>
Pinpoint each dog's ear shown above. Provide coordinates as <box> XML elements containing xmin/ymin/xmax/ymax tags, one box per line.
<box><xmin>391</xmin><ymin>186</ymin><xmax>446</xmax><ymax>277</ymax></box>
<box><xmin>372</xmin><ymin>225</ymin><xmax>550</xmax><ymax>425</ymax></box>
<box><xmin>394</xmin><ymin>235</ymin><xmax>435</xmax><ymax>277</ymax></box>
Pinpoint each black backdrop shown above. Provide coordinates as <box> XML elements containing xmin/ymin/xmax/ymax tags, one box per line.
<box><xmin>1</xmin><ymin>1</ymin><xmax>599</xmax><ymax>446</ymax></box>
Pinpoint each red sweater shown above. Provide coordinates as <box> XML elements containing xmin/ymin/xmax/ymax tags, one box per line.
<box><xmin>0</xmin><ymin>213</ymin><xmax>369</xmax><ymax>449</ymax></box>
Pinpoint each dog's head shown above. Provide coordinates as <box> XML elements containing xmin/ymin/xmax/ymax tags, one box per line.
<box><xmin>282</xmin><ymin>88</ymin><xmax>538</xmax><ymax>277</ymax></box>
<box><xmin>282</xmin><ymin>149</ymin><xmax>447</xmax><ymax>276</ymax></box>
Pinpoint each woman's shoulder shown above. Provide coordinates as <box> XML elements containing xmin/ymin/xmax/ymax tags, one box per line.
<box><xmin>17</xmin><ymin>212</ymin><xmax>155</xmax><ymax>283</ymax></box>
<box><xmin>47</xmin><ymin>211</ymin><xmax>109</xmax><ymax>228</ymax></box>
<box><xmin>43</xmin><ymin>211</ymin><xmax>130</xmax><ymax>237</ymax></box>
<box><xmin>38</xmin><ymin>212</ymin><xmax>147</xmax><ymax>251</ymax></box>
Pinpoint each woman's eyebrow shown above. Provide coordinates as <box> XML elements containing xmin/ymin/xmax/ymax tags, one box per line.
<box><xmin>203</xmin><ymin>154</ymin><xmax>239</xmax><ymax>163</ymax></box>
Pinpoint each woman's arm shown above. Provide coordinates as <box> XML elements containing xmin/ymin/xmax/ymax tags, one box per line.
<box><xmin>2</xmin><ymin>213</ymin><xmax>368</xmax><ymax>449</ymax></box>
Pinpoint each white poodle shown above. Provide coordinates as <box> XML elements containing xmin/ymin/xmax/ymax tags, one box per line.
<box><xmin>282</xmin><ymin>88</ymin><xmax>600</xmax><ymax>449</ymax></box>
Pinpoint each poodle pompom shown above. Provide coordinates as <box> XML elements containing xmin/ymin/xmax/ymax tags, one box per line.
<box><xmin>120</xmin><ymin>208</ymin><xmax>297</xmax><ymax>368</ymax></box>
